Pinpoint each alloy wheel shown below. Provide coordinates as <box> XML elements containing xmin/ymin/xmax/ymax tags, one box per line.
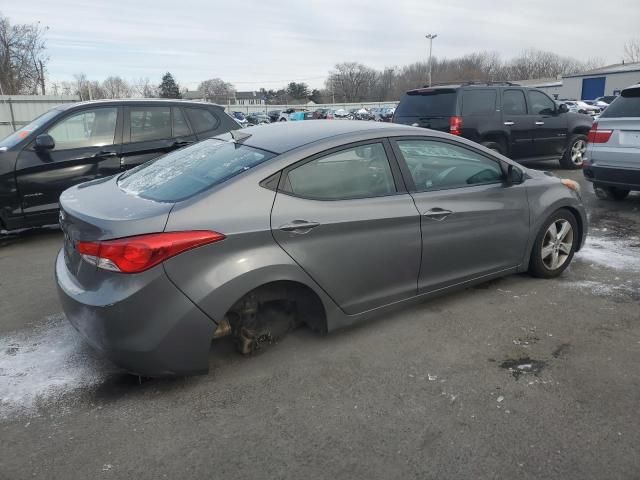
<box><xmin>570</xmin><ymin>139</ymin><xmax>586</xmax><ymax>165</ymax></box>
<box><xmin>541</xmin><ymin>219</ymin><xmax>574</xmax><ymax>270</ymax></box>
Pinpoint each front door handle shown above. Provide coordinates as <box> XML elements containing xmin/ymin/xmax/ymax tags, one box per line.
<box><xmin>535</xmin><ymin>121</ymin><xmax>545</xmax><ymax>126</ymax></box>
<box><xmin>422</xmin><ymin>208</ymin><xmax>453</xmax><ymax>221</ymax></box>
<box><xmin>503</xmin><ymin>121</ymin><xmax>515</xmax><ymax>126</ymax></box>
<box><xmin>92</xmin><ymin>150</ymin><xmax>118</xmax><ymax>158</ymax></box>
<box><xmin>279</xmin><ymin>220</ymin><xmax>321</xmax><ymax>232</ymax></box>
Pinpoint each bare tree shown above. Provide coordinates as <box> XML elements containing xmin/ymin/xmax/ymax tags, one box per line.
<box><xmin>624</xmin><ymin>39</ymin><xmax>640</xmax><ymax>63</ymax></box>
<box><xmin>131</xmin><ymin>77</ymin><xmax>158</xmax><ymax>97</ymax></box>
<box><xmin>327</xmin><ymin>62</ymin><xmax>378</xmax><ymax>102</ymax></box>
<box><xmin>198</xmin><ymin>78</ymin><xmax>235</xmax><ymax>103</ymax></box>
<box><xmin>0</xmin><ymin>13</ymin><xmax>49</xmax><ymax>94</ymax></box>
<box><xmin>101</xmin><ymin>76</ymin><xmax>131</xmax><ymax>98</ymax></box>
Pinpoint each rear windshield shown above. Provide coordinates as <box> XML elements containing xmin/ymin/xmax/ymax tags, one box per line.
<box><xmin>118</xmin><ymin>139</ymin><xmax>275</xmax><ymax>202</ymax></box>
<box><xmin>395</xmin><ymin>90</ymin><xmax>456</xmax><ymax>117</ymax></box>
<box><xmin>0</xmin><ymin>108</ymin><xmax>60</xmax><ymax>148</ymax></box>
<box><xmin>601</xmin><ymin>88</ymin><xmax>640</xmax><ymax>118</ymax></box>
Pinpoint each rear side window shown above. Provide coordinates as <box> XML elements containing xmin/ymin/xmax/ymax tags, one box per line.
<box><xmin>186</xmin><ymin>108</ymin><xmax>219</xmax><ymax>134</ymax></box>
<box><xmin>601</xmin><ymin>88</ymin><xmax>640</xmax><ymax>118</ymax></box>
<box><xmin>172</xmin><ymin>107</ymin><xmax>192</xmax><ymax>137</ymax></box>
<box><xmin>502</xmin><ymin>90</ymin><xmax>527</xmax><ymax>115</ymax></box>
<box><xmin>395</xmin><ymin>90</ymin><xmax>457</xmax><ymax>117</ymax></box>
<box><xmin>461</xmin><ymin>90</ymin><xmax>497</xmax><ymax>115</ymax></box>
<box><xmin>130</xmin><ymin>107</ymin><xmax>171</xmax><ymax>142</ymax></box>
<box><xmin>118</xmin><ymin>139</ymin><xmax>275</xmax><ymax>202</ymax></box>
<box><xmin>283</xmin><ymin>143</ymin><xmax>396</xmax><ymax>200</ymax></box>
<box><xmin>528</xmin><ymin>91</ymin><xmax>556</xmax><ymax>115</ymax></box>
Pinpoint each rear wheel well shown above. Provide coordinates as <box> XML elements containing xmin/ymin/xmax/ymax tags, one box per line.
<box><xmin>571</xmin><ymin>125</ymin><xmax>590</xmax><ymax>136</ymax></box>
<box><xmin>226</xmin><ymin>281</ymin><xmax>327</xmax><ymax>335</ymax></box>
<box><xmin>481</xmin><ymin>134</ymin><xmax>508</xmax><ymax>154</ymax></box>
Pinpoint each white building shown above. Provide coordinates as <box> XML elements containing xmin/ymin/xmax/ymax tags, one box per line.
<box><xmin>235</xmin><ymin>91</ymin><xmax>266</xmax><ymax>106</ymax></box>
<box><xmin>559</xmin><ymin>63</ymin><xmax>640</xmax><ymax>100</ymax></box>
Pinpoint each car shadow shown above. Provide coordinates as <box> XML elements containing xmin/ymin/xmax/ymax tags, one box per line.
<box><xmin>0</xmin><ymin>225</ymin><xmax>61</xmax><ymax>248</ymax></box>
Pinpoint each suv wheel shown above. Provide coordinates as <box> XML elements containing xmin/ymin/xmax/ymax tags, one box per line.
<box><xmin>594</xmin><ymin>184</ymin><xmax>630</xmax><ymax>201</ymax></box>
<box><xmin>560</xmin><ymin>135</ymin><xmax>587</xmax><ymax>169</ymax></box>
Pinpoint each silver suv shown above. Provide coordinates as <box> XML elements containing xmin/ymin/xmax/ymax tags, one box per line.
<box><xmin>584</xmin><ymin>83</ymin><xmax>640</xmax><ymax>200</ymax></box>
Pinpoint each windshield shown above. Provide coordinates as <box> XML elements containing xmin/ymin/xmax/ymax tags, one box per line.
<box><xmin>118</xmin><ymin>139</ymin><xmax>275</xmax><ymax>202</ymax></box>
<box><xmin>0</xmin><ymin>108</ymin><xmax>60</xmax><ymax>148</ymax></box>
<box><xmin>395</xmin><ymin>89</ymin><xmax>457</xmax><ymax>117</ymax></box>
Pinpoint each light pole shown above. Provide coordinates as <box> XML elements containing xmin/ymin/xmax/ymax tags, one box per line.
<box><xmin>425</xmin><ymin>33</ymin><xmax>438</xmax><ymax>87</ymax></box>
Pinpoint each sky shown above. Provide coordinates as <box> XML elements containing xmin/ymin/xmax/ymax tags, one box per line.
<box><xmin>3</xmin><ymin>0</ymin><xmax>639</xmax><ymax>91</ymax></box>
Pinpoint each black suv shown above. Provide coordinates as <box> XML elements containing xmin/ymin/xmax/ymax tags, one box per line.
<box><xmin>0</xmin><ymin>99</ymin><xmax>239</xmax><ymax>230</ymax></box>
<box><xmin>393</xmin><ymin>83</ymin><xmax>593</xmax><ymax>169</ymax></box>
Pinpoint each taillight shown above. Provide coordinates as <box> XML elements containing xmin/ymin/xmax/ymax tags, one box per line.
<box><xmin>76</xmin><ymin>231</ymin><xmax>225</xmax><ymax>273</ymax></box>
<box><xmin>449</xmin><ymin>116</ymin><xmax>463</xmax><ymax>135</ymax></box>
<box><xmin>587</xmin><ymin>122</ymin><xmax>613</xmax><ymax>143</ymax></box>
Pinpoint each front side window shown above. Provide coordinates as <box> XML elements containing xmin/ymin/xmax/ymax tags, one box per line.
<box><xmin>528</xmin><ymin>91</ymin><xmax>556</xmax><ymax>115</ymax></box>
<box><xmin>118</xmin><ymin>139</ymin><xmax>275</xmax><ymax>202</ymax></box>
<box><xmin>47</xmin><ymin>108</ymin><xmax>117</xmax><ymax>150</ymax></box>
<box><xmin>396</xmin><ymin>139</ymin><xmax>503</xmax><ymax>192</ymax></box>
<box><xmin>502</xmin><ymin>90</ymin><xmax>527</xmax><ymax>115</ymax></box>
<box><xmin>130</xmin><ymin>107</ymin><xmax>171</xmax><ymax>142</ymax></box>
<box><xmin>283</xmin><ymin>143</ymin><xmax>396</xmax><ymax>200</ymax></box>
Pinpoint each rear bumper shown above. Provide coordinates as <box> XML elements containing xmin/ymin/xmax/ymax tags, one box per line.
<box><xmin>55</xmin><ymin>250</ymin><xmax>216</xmax><ymax>377</ymax></box>
<box><xmin>583</xmin><ymin>163</ymin><xmax>640</xmax><ymax>191</ymax></box>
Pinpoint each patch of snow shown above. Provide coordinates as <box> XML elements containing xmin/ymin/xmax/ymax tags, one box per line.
<box><xmin>0</xmin><ymin>315</ymin><xmax>114</xmax><ymax>419</ymax></box>
<box><xmin>564</xmin><ymin>280</ymin><xmax>638</xmax><ymax>298</ymax></box>
<box><xmin>577</xmin><ymin>236</ymin><xmax>640</xmax><ymax>272</ymax></box>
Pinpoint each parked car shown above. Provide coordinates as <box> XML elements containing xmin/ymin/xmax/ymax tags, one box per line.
<box><xmin>393</xmin><ymin>84</ymin><xmax>594</xmax><ymax>169</ymax></box>
<box><xmin>56</xmin><ymin>121</ymin><xmax>587</xmax><ymax>376</ymax></box>
<box><xmin>333</xmin><ymin>108</ymin><xmax>350</xmax><ymax>119</ymax></box>
<box><xmin>267</xmin><ymin>110</ymin><xmax>282</xmax><ymax>123</ymax></box>
<box><xmin>0</xmin><ymin>99</ymin><xmax>240</xmax><ymax>231</ymax></box>
<box><xmin>232</xmin><ymin>111</ymin><xmax>249</xmax><ymax>127</ymax></box>
<box><xmin>583</xmin><ymin>83</ymin><xmax>640</xmax><ymax>200</ymax></box>
<box><xmin>313</xmin><ymin>108</ymin><xmax>331</xmax><ymax>119</ymax></box>
<box><xmin>277</xmin><ymin>108</ymin><xmax>301</xmax><ymax>121</ymax></box>
<box><xmin>246</xmin><ymin>112</ymin><xmax>270</xmax><ymax>125</ymax></box>
<box><xmin>595</xmin><ymin>95</ymin><xmax>618</xmax><ymax>105</ymax></box>
<box><xmin>373</xmin><ymin>107</ymin><xmax>395</xmax><ymax>122</ymax></box>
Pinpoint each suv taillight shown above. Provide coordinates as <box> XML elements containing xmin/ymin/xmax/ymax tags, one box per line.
<box><xmin>587</xmin><ymin>122</ymin><xmax>613</xmax><ymax>143</ymax></box>
<box><xmin>76</xmin><ymin>231</ymin><xmax>225</xmax><ymax>273</ymax></box>
<box><xmin>449</xmin><ymin>116</ymin><xmax>463</xmax><ymax>136</ymax></box>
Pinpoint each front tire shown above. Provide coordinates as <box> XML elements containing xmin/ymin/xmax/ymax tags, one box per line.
<box><xmin>560</xmin><ymin>134</ymin><xmax>587</xmax><ymax>169</ymax></box>
<box><xmin>529</xmin><ymin>209</ymin><xmax>578</xmax><ymax>278</ymax></box>
<box><xmin>594</xmin><ymin>184</ymin><xmax>630</xmax><ymax>201</ymax></box>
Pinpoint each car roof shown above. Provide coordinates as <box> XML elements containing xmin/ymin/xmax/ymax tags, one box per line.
<box><xmin>223</xmin><ymin>120</ymin><xmax>433</xmax><ymax>154</ymax></box>
<box><xmin>54</xmin><ymin>98</ymin><xmax>223</xmax><ymax>111</ymax></box>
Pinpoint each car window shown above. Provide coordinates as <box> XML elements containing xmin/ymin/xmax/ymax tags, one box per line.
<box><xmin>172</xmin><ymin>108</ymin><xmax>192</xmax><ymax>137</ymax></box>
<box><xmin>528</xmin><ymin>91</ymin><xmax>556</xmax><ymax>115</ymax></box>
<box><xmin>0</xmin><ymin>109</ymin><xmax>61</xmax><ymax>148</ymax></box>
<box><xmin>186</xmin><ymin>108</ymin><xmax>220</xmax><ymax>134</ymax></box>
<box><xmin>395</xmin><ymin>89</ymin><xmax>457</xmax><ymax>117</ymax></box>
<box><xmin>502</xmin><ymin>90</ymin><xmax>527</xmax><ymax>115</ymax></box>
<box><xmin>130</xmin><ymin>107</ymin><xmax>171</xmax><ymax>142</ymax></box>
<box><xmin>461</xmin><ymin>90</ymin><xmax>497</xmax><ymax>115</ymax></box>
<box><xmin>283</xmin><ymin>143</ymin><xmax>396</xmax><ymax>200</ymax></box>
<box><xmin>118</xmin><ymin>139</ymin><xmax>275</xmax><ymax>202</ymax></box>
<box><xmin>601</xmin><ymin>87</ymin><xmax>640</xmax><ymax>118</ymax></box>
<box><xmin>396</xmin><ymin>139</ymin><xmax>503</xmax><ymax>192</ymax></box>
<box><xmin>47</xmin><ymin>108</ymin><xmax>117</xmax><ymax>150</ymax></box>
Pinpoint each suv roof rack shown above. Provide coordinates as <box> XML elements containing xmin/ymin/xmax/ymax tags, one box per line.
<box><xmin>459</xmin><ymin>81</ymin><xmax>521</xmax><ymax>86</ymax></box>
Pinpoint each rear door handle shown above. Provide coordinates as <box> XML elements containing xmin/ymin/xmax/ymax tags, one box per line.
<box><xmin>535</xmin><ymin>121</ymin><xmax>545</xmax><ymax>126</ymax></box>
<box><xmin>172</xmin><ymin>140</ymin><xmax>194</xmax><ymax>148</ymax></box>
<box><xmin>92</xmin><ymin>150</ymin><xmax>118</xmax><ymax>158</ymax></box>
<box><xmin>279</xmin><ymin>220</ymin><xmax>321</xmax><ymax>232</ymax></box>
<box><xmin>422</xmin><ymin>208</ymin><xmax>453</xmax><ymax>221</ymax></box>
<box><xmin>503</xmin><ymin>121</ymin><xmax>515</xmax><ymax>126</ymax></box>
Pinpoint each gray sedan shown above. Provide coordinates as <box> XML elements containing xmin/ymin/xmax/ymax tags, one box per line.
<box><xmin>56</xmin><ymin>121</ymin><xmax>587</xmax><ymax>376</ymax></box>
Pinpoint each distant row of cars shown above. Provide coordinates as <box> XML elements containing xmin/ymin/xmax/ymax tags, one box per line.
<box><xmin>556</xmin><ymin>96</ymin><xmax>616</xmax><ymax>118</ymax></box>
<box><xmin>231</xmin><ymin>106</ymin><xmax>397</xmax><ymax>126</ymax></box>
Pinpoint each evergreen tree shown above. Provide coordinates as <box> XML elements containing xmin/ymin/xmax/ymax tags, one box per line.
<box><xmin>158</xmin><ymin>72</ymin><xmax>181</xmax><ymax>98</ymax></box>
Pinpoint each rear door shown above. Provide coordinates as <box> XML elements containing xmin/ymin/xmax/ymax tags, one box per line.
<box><xmin>120</xmin><ymin>105</ymin><xmax>196</xmax><ymax>170</ymax></box>
<box><xmin>391</xmin><ymin>137</ymin><xmax>529</xmax><ymax>293</ymax></box>
<box><xmin>500</xmin><ymin>89</ymin><xmax>534</xmax><ymax>159</ymax></box>
<box><xmin>271</xmin><ymin>140</ymin><xmax>421</xmax><ymax>315</ymax></box>
<box><xmin>15</xmin><ymin>106</ymin><xmax>122</xmax><ymax>221</ymax></box>
<box><xmin>527</xmin><ymin>90</ymin><xmax>568</xmax><ymax>157</ymax></box>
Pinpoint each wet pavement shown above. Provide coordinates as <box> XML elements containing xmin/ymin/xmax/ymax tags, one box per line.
<box><xmin>1</xmin><ymin>164</ymin><xmax>639</xmax><ymax>479</ymax></box>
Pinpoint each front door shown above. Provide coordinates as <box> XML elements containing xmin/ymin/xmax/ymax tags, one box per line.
<box><xmin>271</xmin><ymin>140</ymin><xmax>421</xmax><ymax>315</ymax></box>
<box><xmin>15</xmin><ymin>106</ymin><xmax>122</xmax><ymax>223</ymax></box>
<box><xmin>501</xmin><ymin>88</ymin><xmax>534</xmax><ymax>159</ymax></box>
<box><xmin>391</xmin><ymin>137</ymin><xmax>530</xmax><ymax>293</ymax></box>
<box><xmin>528</xmin><ymin>90</ymin><xmax>568</xmax><ymax>157</ymax></box>
<box><xmin>120</xmin><ymin>105</ymin><xmax>196</xmax><ymax>170</ymax></box>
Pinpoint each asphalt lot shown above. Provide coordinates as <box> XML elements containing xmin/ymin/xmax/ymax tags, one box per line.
<box><xmin>1</xmin><ymin>164</ymin><xmax>639</xmax><ymax>480</ymax></box>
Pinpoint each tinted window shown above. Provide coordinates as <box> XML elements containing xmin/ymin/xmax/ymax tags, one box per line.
<box><xmin>172</xmin><ymin>108</ymin><xmax>192</xmax><ymax>137</ymax></box>
<box><xmin>395</xmin><ymin>90</ymin><xmax>457</xmax><ymax>117</ymax></box>
<box><xmin>130</xmin><ymin>107</ymin><xmax>171</xmax><ymax>142</ymax></box>
<box><xmin>528</xmin><ymin>91</ymin><xmax>556</xmax><ymax>115</ymax></box>
<box><xmin>0</xmin><ymin>109</ymin><xmax>60</xmax><ymax>148</ymax></box>
<box><xmin>186</xmin><ymin>108</ymin><xmax>219</xmax><ymax>134</ymax></box>
<box><xmin>461</xmin><ymin>90</ymin><xmax>497</xmax><ymax>115</ymax></box>
<box><xmin>502</xmin><ymin>90</ymin><xmax>527</xmax><ymax>115</ymax></box>
<box><xmin>48</xmin><ymin>108</ymin><xmax>117</xmax><ymax>150</ymax></box>
<box><xmin>396</xmin><ymin>140</ymin><xmax>503</xmax><ymax>192</ymax></box>
<box><xmin>118</xmin><ymin>139</ymin><xmax>275</xmax><ymax>202</ymax></box>
<box><xmin>601</xmin><ymin>87</ymin><xmax>640</xmax><ymax>118</ymax></box>
<box><xmin>284</xmin><ymin>143</ymin><xmax>396</xmax><ymax>200</ymax></box>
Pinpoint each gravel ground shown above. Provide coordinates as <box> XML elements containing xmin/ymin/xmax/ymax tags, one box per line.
<box><xmin>0</xmin><ymin>165</ymin><xmax>639</xmax><ymax>480</ymax></box>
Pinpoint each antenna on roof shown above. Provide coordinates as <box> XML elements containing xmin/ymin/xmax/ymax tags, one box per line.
<box><xmin>230</xmin><ymin>129</ymin><xmax>252</xmax><ymax>142</ymax></box>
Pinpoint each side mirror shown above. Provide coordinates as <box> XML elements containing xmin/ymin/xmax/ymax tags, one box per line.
<box><xmin>501</xmin><ymin>163</ymin><xmax>523</xmax><ymax>186</ymax></box>
<box><xmin>558</xmin><ymin>103</ymin><xmax>569</xmax><ymax>114</ymax></box>
<box><xmin>35</xmin><ymin>134</ymin><xmax>55</xmax><ymax>151</ymax></box>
